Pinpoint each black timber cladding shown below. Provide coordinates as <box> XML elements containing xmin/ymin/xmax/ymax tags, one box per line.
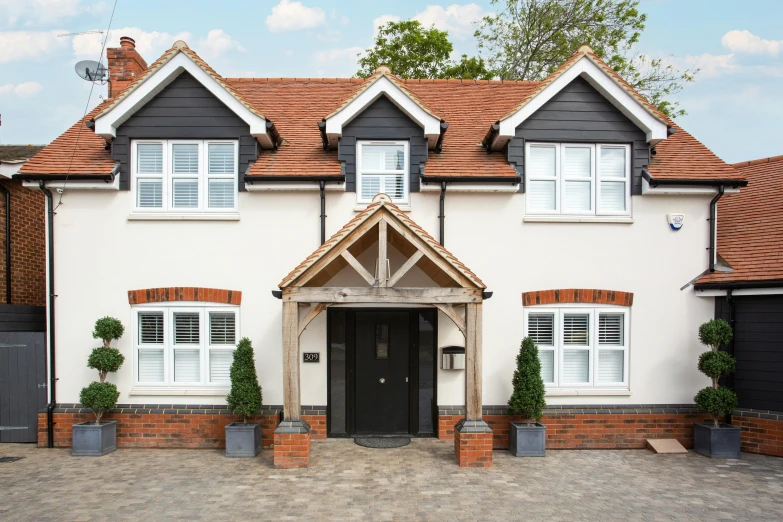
<box><xmin>112</xmin><ymin>71</ymin><xmax>258</xmax><ymax>191</ymax></box>
<box><xmin>0</xmin><ymin>304</ymin><xmax>45</xmax><ymax>332</ymax></box>
<box><xmin>338</xmin><ymin>95</ymin><xmax>428</xmax><ymax>193</ymax></box>
<box><xmin>508</xmin><ymin>76</ymin><xmax>650</xmax><ymax>194</ymax></box>
<box><xmin>715</xmin><ymin>295</ymin><xmax>783</xmax><ymax>412</ymax></box>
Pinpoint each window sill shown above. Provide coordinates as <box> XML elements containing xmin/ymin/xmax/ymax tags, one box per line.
<box><xmin>129</xmin><ymin>387</ymin><xmax>229</xmax><ymax>396</ymax></box>
<box><xmin>354</xmin><ymin>204</ymin><xmax>411</xmax><ymax>212</ymax></box>
<box><xmin>127</xmin><ymin>213</ymin><xmax>240</xmax><ymax>221</ymax></box>
<box><xmin>524</xmin><ymin>216</ymin><xmax>633</xmax><ymax>224</ymax></box>
<box><xmin>545</xmin><ymin>389</ymin><xmax>630</xmax><ymax>397</ymax></box>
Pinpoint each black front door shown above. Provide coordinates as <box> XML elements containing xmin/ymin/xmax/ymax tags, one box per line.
<box><xmin>354</xmin><ymin>311</ymin><xmax>410</xmax><ymax>434</ymax></box>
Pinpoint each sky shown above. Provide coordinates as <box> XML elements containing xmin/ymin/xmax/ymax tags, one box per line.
<box><xmin>0</xmin><ymin>0</ymin><xmax>781</xmax><ymax>164</ymax></box>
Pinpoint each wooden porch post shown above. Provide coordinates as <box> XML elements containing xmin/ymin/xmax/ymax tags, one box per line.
<box><xmin>465</xmin><ymin>302</ymin><xmax>482</xmax><ymax>421</ymax></box>
<box><xmin>282</xmin><ymin>301</ymin><xmax>300</xmax><ymax>422</ymax></box>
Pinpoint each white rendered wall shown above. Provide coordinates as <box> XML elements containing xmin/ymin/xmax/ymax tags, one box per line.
<box><xmin>49</xmin><ymin>186</ymin><xmax>716</xmax><ymax>408</ymax></box>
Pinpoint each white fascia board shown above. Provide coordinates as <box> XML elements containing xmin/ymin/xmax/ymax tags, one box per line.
<box><xmin>94</xmin><ymin>53</ymin><xmax>270</xmax><ymax>146</ymax></box>
<box><xmin>244</xmin><ymin>182</ymin><xmax>344</xmax><ymax>192</ymax></box>
<box><xmin>324</xmin><ymin>76</ymin><xmax>441</xmax><ymax>148</ymax></box>
<box><xmin>23</xmin><ymin>175</ymin><xmax>120</xmax><ymax>191</ymax></box>
<box><xmin>695</xmin><ymin>287</ymin><xmax>783</xmax><ymax>297</ymax></box>
<box><xmin>641</xmin><ymin>178</ymin><xmax>742</xmax><ymax>196</ymax></box>
<box><xmin>494</xmin><ymin>57</ymin><xmax>668</xmax><ymax>149</ymax></box>
<box><xmin>419</xmin><ymin>182</ymin><xmax>519</xmax><ymax>193</ymax></box>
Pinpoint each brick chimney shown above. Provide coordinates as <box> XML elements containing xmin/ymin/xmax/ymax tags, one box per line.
<box><xmin>107</xmin><ymin>36</ymin><xmax>148</xmax><ymax>98</ymax></box>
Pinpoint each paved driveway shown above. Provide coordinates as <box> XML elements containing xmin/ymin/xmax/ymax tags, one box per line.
<box><xmin>1</xmin><ymin>439</ymin><xmax>782</xmax><ymax>521</ymax></box>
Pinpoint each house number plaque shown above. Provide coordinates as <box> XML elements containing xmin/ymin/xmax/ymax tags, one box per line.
<box><xmin>303</xmin><ymin>352</ymin><xmax>320</xmax><ymax>363</ymax></box>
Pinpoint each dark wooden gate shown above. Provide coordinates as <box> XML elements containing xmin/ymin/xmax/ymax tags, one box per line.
<box><xmin>0</xmin><ymin>304</ymin><xmax>46</xmax><ymax>443</ymax></box>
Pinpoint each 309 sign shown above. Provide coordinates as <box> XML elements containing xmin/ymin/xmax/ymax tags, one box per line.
<box><xmin>303</xmin><ymin>352</ymin><xmax>320</xmax><ymax>363</ymax></box>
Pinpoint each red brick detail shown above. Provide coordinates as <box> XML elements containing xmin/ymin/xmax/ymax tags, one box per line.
<box><xmin>107</xmin><ymin>37</ymin><xmax>148</xmax><ymax>98</ymax></box>
<box><xmin>302</xmin><ymin>415</ymin><xmax>326</xmax><ymax>440</ymax></box>
<box><xmin>128</xmin><ymin>287</ymin><xmax>242</xmax><ymax>305</ymax></box>
<box><xmin>0</xmin><ymin>180</ymin><xmax>45</xmax><ymax>306</ymax></box>
<box><xmin>274</xmin><ymin>431</ymin><xmax>311</xmax><ymax>469</ymax></box>
<box><xmin>38</xmin><ymin>412</ymin><xmax>280</xmax><ymax>449</ymax></box>
<box><xmin>441</xmin><ymin>413</ymin><xmax>714</xmax><ymax>450</ymax></box>
<box><xmin>734</xmin><ymin>416</ymin><xmax>783</xmax><ymax>457</ymax></box>
<box><xmin>454</xmin><ymin>430</ymin><xmax>493</xmax><ymax>468</ymax></box>
<box><xmin>522</xmin><ymin>289</ymin><xmax>633</xmax><ymax>307</ymax></box>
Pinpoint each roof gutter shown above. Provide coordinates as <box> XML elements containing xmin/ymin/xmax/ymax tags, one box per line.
<box><xmin>318</xmin><ymin>121</ymin><xmax>328</xmax><ymax>150</ymax></box>
<box><xmin>421</xmin><ymin>175</ymin><xmax>520</xmax><ymax>184</ymax></box>
<box><xmin>266</xmin><ymin>121</ymin><xmax>281</xmax><ymax>150</ymax></box>
<box><xmin>14</xmin><ymin>170</ymin><xmax>117</xmax><ymax>182</ymax></box>
<box><xmin>694</xmin><ymin>280</ymin><xmax>783</xmax><ymax>291</ymax></box>
<box><xmin>642</xmin><ymin>170</ymin><xmax>747</xmax><ymax>188</ymax></box>
<box><xmin>434</xmin><ymin>122</ymin><xmax>448</xmax><ymax>153</ymax></box>
<box><xmin>482</xmin><ymin>124</ymin><xmax>500</xmax><ymax>153</ymax></box>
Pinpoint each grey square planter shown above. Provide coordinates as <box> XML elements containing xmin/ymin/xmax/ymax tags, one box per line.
<box><xmin>72</xmin><ymin>421</ymin><xmax>117</xmax><ymax>456</ymax></box>
<box><xmin>693</xmin><ymin>422</ymin><xmax>741</xmax><ymax>459</ymax></box>
<box><xmin>509</xmin><ymin>422</ymin><xmax>546</xmax><ymax>457</ymax></box>
<box><xmin>225</xmin><ymin>422</ymin><xmax>262</xmax><ymax>457</ymax></box>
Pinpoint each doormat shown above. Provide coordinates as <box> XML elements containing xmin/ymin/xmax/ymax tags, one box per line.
<box><xmin>0</xmin><ymin>457</ymin><xmax>24</xmax><ymax>463</ymax></box>
<box><xmin>354</xmin><ymin>437</ymin><xmax>411</xmax><ymax>449</ymax></box>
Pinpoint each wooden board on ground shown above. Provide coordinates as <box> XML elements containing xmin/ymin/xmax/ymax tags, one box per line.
<box><xmin>646</xmin><ymin>439</ymin><xmax>687</xmax><ymax>454</ymax></box>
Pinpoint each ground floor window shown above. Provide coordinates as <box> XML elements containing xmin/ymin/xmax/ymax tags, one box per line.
<box><xmin>524</xmin><ymin>307</ymin><xmax>629</xmax><ymax>389</ymax></box>
<box><xmin>133</xmin><ymin>304</ymin><xmax>239</xmax><ymax>388</ymax></box>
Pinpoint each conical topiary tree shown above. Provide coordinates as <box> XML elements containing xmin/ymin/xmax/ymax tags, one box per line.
<box><xmin>694</xmin><ymin>319</ymin><xmax>737</xmax><ymax>428</ymax></box>
<box><xmin>508</xmin><ymin>337</ymin><xmax>547</xmax><ymax>425</ymax></box>
<box><xmin>226</xmin><ymin>337</ymin><xmax>262</xmax><ymax>425</ymax></box>
<box><xmin>80</xmin><ymin>317</ymin><xmax>125</xmax><ymax>425</ymax></box>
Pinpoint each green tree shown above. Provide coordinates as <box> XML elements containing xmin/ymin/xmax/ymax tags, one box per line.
<box><xmin>475</xmin><ymin>0</ymin><xmax>698</xmax><ymax>117</ymax></box>
<box><xmin>508</xmin><ymin>337</ymin><xmax>547</xmax><ymax>424</ymax></box>
<box><xmin>82</xmin><ymin>317</ymin><xmax>125</xmax><ymax>424</ymax></box>
<box><xmin>226</xmin><ymin>338</ymin><xmax>262</xmax><ymax>425</ymax></box>
<box><xmin>694</xmin><ymin>319</ymin><xmax>737</xmax><ymax>428</ymax></box>
<box><xmin>357</xmin><ymin>20</ymin><xmax>490</xmax><ymax>80</ymax></box>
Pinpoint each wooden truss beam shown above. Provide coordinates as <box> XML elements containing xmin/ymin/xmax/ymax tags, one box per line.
<box><xmin>434</xmin><ymin>303</ymin><xmax>466</xmax><ymax>337</ymax></box>
<box><xmin>298</xmin><ymin>303</ymin><xmax>329</xmax><ymax>337</ymax></box>
<box><xmin>282</xmin><ymin>286</ymin><xmax>482</xmax><ymax>304</ymax></box>
<box><xmin>387</xmin><ymin>251</ymin><xmax>424</xmax><ymax>287</ymax></box>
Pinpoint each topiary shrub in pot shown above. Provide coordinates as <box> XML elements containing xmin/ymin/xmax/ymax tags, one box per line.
<box><xmin>508</xmin><ymin>337</ymin><xmax>547</xmax><ymax>457</ymax></box>
<box><xmin>72</xmin><ymin>317</ymin><xmax>125</xmax><ymax>456</ymax></box>
<box><xmin>693</xmin><ymin>319</ymin><xmax>741</xmax><ymax>458</ymax></box>
<box><xmin>225</xmin><ymin>337</ymin><xmax>263</xmax><ymax>457</ymax></box>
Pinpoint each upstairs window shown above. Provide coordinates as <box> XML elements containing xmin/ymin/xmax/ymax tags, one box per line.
<box><xmin>131</xmin><ymin>140</ymin><xmax>238</xmax><ymax>214</ymax></box>
<box><xmin>525</xmin><ymin>142</ymin><xmax>631</xmax><ymax>216</ymax></box>
<box><xmin>356</xmin><ymin>141</ymin><xmax>409</xmax><ymax>204</ymax></box>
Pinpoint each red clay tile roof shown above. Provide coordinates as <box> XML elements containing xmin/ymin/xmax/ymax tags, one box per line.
<box><xmin>279</xmin><ymin>194</ymin><xmax>485</xmax><ymax>289</ymax></box>
<box><xmin>696</xmin><ymin>155</ymin><xmax>783</xmax><ymax>285</ymax></box>
<box><xmin>19</xmin><ymin>42</ymin><xmax>739</xmax><ymax>184</ymax></box>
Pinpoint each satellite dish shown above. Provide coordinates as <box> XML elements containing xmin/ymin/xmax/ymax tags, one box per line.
<box><xmin>74</xmin><ymin>60</ymin><xmax>108</xmax><ymax>83</ymax></box>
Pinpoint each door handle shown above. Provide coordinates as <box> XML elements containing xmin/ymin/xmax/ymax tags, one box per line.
<box><xmin>379</xmin><ymin>378</ymin><xmax>385</xmax><ymax>384</ymax></box>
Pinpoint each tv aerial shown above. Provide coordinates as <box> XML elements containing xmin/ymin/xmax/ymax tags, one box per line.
<box><xmin>74</xmin><ymin>60</ymin><xmax>109</xmax><ymax>84</ymax></box>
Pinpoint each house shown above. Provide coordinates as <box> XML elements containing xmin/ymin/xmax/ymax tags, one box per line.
<box><xmin>0</xmin><ymin>144</ymin><xmax>47</xmax><ymax>443</ymax></box>
<box><xmin>694</xmin><ymin>155</ymin><xmax>783</xmax><ymax>458</ymax></box>
<box><xmin>16</xmin><ymin>36</ymin><xmax>753</xmax><ymax>467</ymax></box>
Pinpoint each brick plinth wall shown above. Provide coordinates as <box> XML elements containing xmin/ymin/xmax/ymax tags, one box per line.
<box><xmin>274</xmin><ymin>421</ymin><xmax>311</xmax><ymax>469</ymax></box>
<box><xmin>734</xmin><ymin>410</ymin><xmax>783</xmax><ymax>457</ymax></box>
<box><xmin>38</xmin><ymin>404</ymin><xmax>326</xmax><ymax>450</ymax></box>
<box><xmin>441</xmin><ymin>406</ymin><xmax>713</xmax><ymax>450</ymax></box>
<box><xmin>454</xmin><ymin>420</ymin><xmax>493</xmax><ymax>468</ymax></box>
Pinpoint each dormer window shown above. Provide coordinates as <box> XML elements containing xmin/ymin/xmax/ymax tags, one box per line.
<box><xmin>131</xmin><ymin>139</ymin><xmax>238</xmax><ymax>215</ymax></box>
<box><xmin>356</xmin><ymin>141</ymin><xmax>409</xmax><ymax>205</ymax></box>
<box><xmin>525</xmin><ymin>142</ymin><xmax>631</xmax><ymax>217</ymax></box>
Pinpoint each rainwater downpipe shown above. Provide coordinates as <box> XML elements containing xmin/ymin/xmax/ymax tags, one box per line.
<box><xmin>438</xmin><ymin>182</ymin><xmax>446</xmax><ymax>246</ymax></box>
<box><xmin>38</xmin><ymin>181</ymin><xmax>56</xmax><ymax>448</ymax></box>
<box><xmin>319</xmin><ymin>181</ymin><xmax>326</xmax><ymax>245</ymax></box>
<box><xmin>708</xmin><ymin>185</ymin><xmax>725</xmax><ymax>272</ymax></box>
<box><xmin>0</xmin><ymin>183</ymin><xmax>10</xmax><ymax>303</ymax></box>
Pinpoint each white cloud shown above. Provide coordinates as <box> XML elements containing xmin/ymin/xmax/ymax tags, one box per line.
<box><xmin>721</xmin><ymin>30</ymin><xmax>783</xmax><ymax>56</ymax></box>
<box><xmin>413</xmin><ymin>3</ymin><xmax>486</xmax><ymax>38</ymax></box>
<box><xmin>373</xmin><ymin>15</ymin><xmax>400</xmax><ymax>38</ymax></box>
<box><xmin>0</xmin><ymin>30</ymin><xmax>66</xmax><ymax>62</ymax></box>
<box><xmin>198</xmin><ymin>29</ymin><xmax>245</xmax><ymax>57</ymax></box>
<box><xmin>0</xmin><ymin>81</ymin><xmax>43</xmax><ymax>98</ymax></box>
<box><xmin>266</xmin><ymin>0</ymin><xmax>326</xmax><ymax>33</ymax></box>
<box><xmin>72</xmin><ymin>27</ymin><xmax>192</xmax><ymax>59</ymax></box>
<box><xmin>0</xmin><ymin>0</ymin><xmax>108</xmax><ymax>27</ymax></box>
<box><xmin>314</xmin><ymin>46</ymin><xmax>363</xmax><ymax>77</ymax></box>
<box><xmin>679</xmin><ymin>53</ymin><xmax>738</xmax><ymax>78</ymax></box>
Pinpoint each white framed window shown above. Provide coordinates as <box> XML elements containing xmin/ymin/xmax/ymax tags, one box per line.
<box><xmin>356</xmin><ymin>140</ymin><xmax>409</xmax><ymax>204</ymax></box>
<box><xmin>524</xmin><ymin>306</ymin><xmax>629</xmax><ymax>389</ymax></box>
<box><xmin>525</xmin><ymin>142</ymin><xmax>631</xmax><ymax>216</ymax></box>
<box><xmin>131</xmin><ymin>139</ymin><xmax>238</xmax><ymax>214</ymax></box>
<box><xmin>133</xmin><ymin>304</ymin><xmax>239</xmax><ymax>388</ymax></box>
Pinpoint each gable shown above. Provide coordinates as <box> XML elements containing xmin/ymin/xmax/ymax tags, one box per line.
<box><xmin>339</xmin><ymin>96</ymin><xmax>428</xmax><ymax>193</ymax></box>
<box><xmin>509</xmin><ymin>77</ymin><xmax>650</xmax><ymax>195</ymax></box>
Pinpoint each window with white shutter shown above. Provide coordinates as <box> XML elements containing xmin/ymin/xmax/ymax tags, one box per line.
<box><xmin>133</xmin><ymin>306</ymin><xmax>239</xmax><ymax>388</ymax></box>
<box><xmin>525</xmin><ymin>307</ymin><xmax>629</xmax><ymax>389</ymax></box>
<box><xmin>357</xmin><ymin>141</ymin><xmax>409</xmax><ymax>204</ymax></box>
<box><xmin>131</xmin><ymin>140</ymin><xmax>238</xmax><ymax>214</ymax></box>
<box><xmin>525</xmin><ymin>142</ymin><xmax>631</xmax><ymax>217</ymax></box>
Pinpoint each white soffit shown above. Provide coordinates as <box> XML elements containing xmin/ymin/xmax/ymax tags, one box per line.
<box><xmin>493</xmin><ymin>57</ymin><xmax>669</xmax><ymax>148</ymax></box>
<box><xmin>324</xmin><ymin>75</ymin><xmax>442</xmax><ymax>148</ymax></box>
<box><xmin>94</xmin><ymin>53</ymin><xmax>271</xmax><ymax>146</ymax></box>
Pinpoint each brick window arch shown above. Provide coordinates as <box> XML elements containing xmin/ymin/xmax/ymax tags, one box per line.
<box><xmin>522</xmin><ymin>289</ymin><xmax>633</xmax><ymax>306</ymax></box>
<box><xmin>128</xmin><ymin>287</ymin><xmax>241</xmax><ymax>305</ymax></box>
